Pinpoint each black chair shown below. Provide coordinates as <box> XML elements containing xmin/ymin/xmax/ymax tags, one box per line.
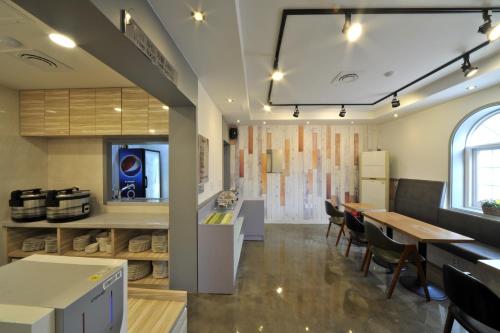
<box><xmin>325</xmin><ymin>200</ymin><xmax>345</xmax><ymax>240</ymax></box>
<box><xmin>343</xmin><ymin>211</ymin><xmax>367</xmax><ymax>258</ymax></box>
<box><xmin>443</xmin><ymin>265</ymin><xmax>500</xmax><ymax>333</ymax></box>
<box><xmin>363</xmin><ymin>221</ymin><xmax>429</xmax><ymax>300</ymax></box>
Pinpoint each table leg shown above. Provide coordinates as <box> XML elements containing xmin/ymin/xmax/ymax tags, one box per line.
<box><xmin>399</xmin><ymin>242</ymin><xmax>447</xmax><ymax>301</ymax></box>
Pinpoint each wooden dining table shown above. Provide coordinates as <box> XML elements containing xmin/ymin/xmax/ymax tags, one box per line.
<box><xmin>363</xmin><ymin>211</ymin><xmax>474</xmax><ymax>300</ymax></box>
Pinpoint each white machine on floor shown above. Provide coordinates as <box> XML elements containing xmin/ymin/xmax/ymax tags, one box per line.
<box><xmin>0</xmin><ymin>255</ymin><xmax>127</xmax><ymax>333</ymax></box>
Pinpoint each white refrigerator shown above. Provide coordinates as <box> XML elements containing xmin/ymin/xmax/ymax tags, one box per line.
<box><xmin>360</xmin><ymin>151</ymin><xmax>389</xmax><ymax>210</ymax></box>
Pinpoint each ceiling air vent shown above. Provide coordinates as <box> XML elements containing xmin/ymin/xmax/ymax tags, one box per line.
<box><xmin>16</xmin><ymin>50</ymin><xmax>72</xmax><ymax>72</ymax></box>
<box><xmin>330</xmin><ymin>71</ymin><xmax>362</xmax><ymax>85</ymax></box>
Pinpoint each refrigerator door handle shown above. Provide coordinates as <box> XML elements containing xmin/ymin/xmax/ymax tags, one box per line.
<box><xmin>144</xmin><ymin>176</ymin><xmax>148</xmax><ymax>189</ymax></box>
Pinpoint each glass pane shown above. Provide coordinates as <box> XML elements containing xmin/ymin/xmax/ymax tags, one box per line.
<box><xmin>467</xmin><ymin>112</ymin><xmax>500</xmax><ymax>147</ymax></box>
<box><xmin>474</xmin><ymin>148</ymin><xmax>500</xmax><ymax>206</ymax></box>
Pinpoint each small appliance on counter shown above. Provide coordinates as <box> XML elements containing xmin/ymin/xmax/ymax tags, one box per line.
<box><xmin>46</xmin><ymin>187</ymin><xmax>91</xmax><ymax>222</ymax></box>
<box><xmin>9</xmin><ymin>188</ymin><xmax>47</xmax><ymax>222</ymax></box>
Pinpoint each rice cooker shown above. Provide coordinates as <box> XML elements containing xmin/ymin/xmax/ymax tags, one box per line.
<box><xmin>46</xmin><ymin>187</ymin><xmax>91</xmax><ymax>222</ymax></box>
<box><xmin>9</xmin><ymin>189</ymin><xmax>47</xmax><ymax>222</ymax></box>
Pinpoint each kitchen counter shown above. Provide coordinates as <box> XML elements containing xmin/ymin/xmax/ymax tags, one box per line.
<box><xmin>1</xmin><ymin>212</ymin><xmax>169</xmax><ymax>229</ymax></box>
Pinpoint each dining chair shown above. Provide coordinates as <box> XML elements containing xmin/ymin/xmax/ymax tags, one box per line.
<box><xmin>343</xmin><ymin>211</ymin><xmax>367</xmax><ymax>258</ymax></box>
<box><xmin>325</xmin><ymin>200</ymin><xmax>345</xmax><ymax>240</ymax></box>
<box><xmin>363</xmin><ymin>221</ymin><xmax>430</xmax><ymax>301</ymax></box>
<box><xmin>442</xmin><ymin>264</ymin><xmax>500</xmax><ymax>333</ymax></box>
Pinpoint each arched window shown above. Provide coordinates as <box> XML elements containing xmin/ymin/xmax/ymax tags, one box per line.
<box><xmin>450</xmin><ymin>105</ymin><xmax>500</xmax><ymax>210</ymax></box>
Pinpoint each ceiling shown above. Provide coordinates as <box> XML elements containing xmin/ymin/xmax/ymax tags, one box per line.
<box><xmin>0</xmin><ymin>0</ymin><xmax>131</xmax><ymax>90</ymax></box>
<box><xmin>146</xmin><ymin>1</ymin><xmax>500</xmax><ymax>124</ymax></box>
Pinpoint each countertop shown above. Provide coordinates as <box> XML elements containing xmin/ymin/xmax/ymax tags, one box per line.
<box><xmin>1</xmin><ymin>212</ymin><xmax>169</xmax><ymax>229</ymax></box>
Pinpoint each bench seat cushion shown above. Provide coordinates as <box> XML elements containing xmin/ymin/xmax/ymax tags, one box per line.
<box><xmin>435</xmin><ymin>241</ymin><xmax>500</xmax><ymax>263</ymax></box>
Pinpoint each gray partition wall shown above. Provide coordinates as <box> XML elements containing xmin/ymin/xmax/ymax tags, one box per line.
<box><xmin>170</xmin><ymin>106</ymin><xmax>199</xmax><ymax>291</ymax></box>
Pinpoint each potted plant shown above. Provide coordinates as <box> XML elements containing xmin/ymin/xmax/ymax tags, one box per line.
<box><xmin>480</xmin><ymin>199</ymin><xmax>500</xmax><ymax>217</ymax></box>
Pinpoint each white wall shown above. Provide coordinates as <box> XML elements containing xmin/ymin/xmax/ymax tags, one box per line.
<box><xmin>378</xmin><ymin>85</ymin><xmax>500</xmax><ymax>181</ymax></box>
<box><xmin>197</xmin><ymin>82</ymin><xmax>223</xmax><ymax>203</ymax></box>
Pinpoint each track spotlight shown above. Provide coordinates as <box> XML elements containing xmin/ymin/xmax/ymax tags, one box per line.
<box><xmin>272</xmin><ymin>70</ymin><xmax>284</xmax><ymax>81</ymax></box>
<box><xmin>391</xmin><ymin>93</ymin><xmax>400</xmax><ymax>108</ymax></box>
<box><xmin>478</xmin><ymin>10</ymin><xmax>500</xmax><ymax>42</ymax></box>
<box><xmin>293</xmin><ymin>105</ymin><xmax>299</xmax><ymax>118</ymax></box>
<box><xmin>342</xmin><ymin>13</ymin><xmax>362</xmax><ymax>42</ymax></box>
<box><xmin>339</xmin><ymin>105</ymin><xmax>346</xmax><ymax>118</ymax></box>
<box><xmin>461</xmin><ymin>54</ymin><xmax>478</xmax><ymax>78</ymax></box>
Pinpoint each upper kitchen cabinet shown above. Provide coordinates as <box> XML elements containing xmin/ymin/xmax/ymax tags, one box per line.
<box><xmin>19</xmin><ymin>90</ymin><xmax>45</xmax><ymax>136</ymax></box>
<box><xmin>70</xmin><ymin>89</ymin><xmax>96</xmax><ymax>136</ymax></box>
<box><xmin>148</xmin><ymin>96</ymin><xmax>169</xmax><ymax>135</ymax></box>
<box><xmin>122</xmin><ymin>87</ymin><xmax>149</xmax><ymax>135</ymax></box>
<box><xmin>45</xmin><ymin>89</ymin><xmax>69</xmax><ymax>136</ymax></box>
<box><xmin>95</xmin><ymin>88</ymin><xmax>122</xmax><ymax>135</ymax></box>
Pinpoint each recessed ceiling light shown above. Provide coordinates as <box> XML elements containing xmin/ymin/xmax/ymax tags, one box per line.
<box><xmin>49</xmin><ymin>33</ymin><xmax>76</xmax><ymax>48</ymax></box>
<box><xmin>306</xmin><ymin>121</ymin><xmax>310</xmax><ymax>124</ymax></box>
<box><xmin>263</xmin><ymin>121</ymin><xmax>267</xmax><ymax>125</ymax></box>
<box><xmin>393</xmin><ymin>113</ymin><xmax>398</xmax><ymax>118</ymax></box>
<box><xmin>192</xmin><ymin>11</ymin><xmax>205</xmax><ymax>22</ymax></box>
<box><xmin>272</xmin><ymin>70</ymin><xmax>284</xmax><ymax>81</ymax></box>
<box><xmin>149</xmin><ymin>129</ymin><xmax>156</xmax><ymax>134</ymax></box>
<box><xmin>466</xmin><ymin>85</ymin><xmax>477</xmax><ymax>91</ymax></box>
<box><xmin>236</xmin><ymin>119</ymin><xmax>240</xmax><ymax>123</ymax></box>
<box><xmin>227</xmin><ymin>98</ymin><xmax>233</xmax><ymax>103</ymax></box>
<box><xmin>162</xmin><ymin>105</ymin><xmax>170</xmax><ymax>110</ymax></box>
<box><xmin>263</xmin><ymin>104</ymin><xmax>272</xmax><ymax>112</ymax></box>
<box><xmin>351</xmin><ymin>121</ymin><xmax>355</xmax><ymax>124</ymax></box>
<box><xmin>114</xmin><ymin>107</ymin><xmax>122</xmax><ymax>112</ymax></box>
<box><xmin>276</xmin><ymin>287</ymin><xmax>283</xmax><ymax>294</ymax></box>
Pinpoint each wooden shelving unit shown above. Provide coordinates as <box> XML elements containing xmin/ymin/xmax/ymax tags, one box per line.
<box><xmin>3</xmin><ymin>225</ymin><xmax>169</xmax><ymax>290</ymax></box>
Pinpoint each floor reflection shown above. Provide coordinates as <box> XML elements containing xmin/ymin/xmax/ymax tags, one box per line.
<box><xmin>188</xmin><ymin>224</ymin><xmax>468</xmax><ymax>333</ymax></box>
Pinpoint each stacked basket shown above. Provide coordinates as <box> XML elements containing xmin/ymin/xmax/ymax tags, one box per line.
<box><xmin>128</xmin><ymin>261</ymin><xmax>151</xmax><ymax>281</ymax></box>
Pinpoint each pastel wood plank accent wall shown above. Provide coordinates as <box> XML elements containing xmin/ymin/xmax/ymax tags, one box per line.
<box><xmin>122</xmin><ymin>87</ymin><xmax>149</xmax><ymax>135</ymax></box>
<box><xmin>45</xmin><ymin>89</ymin><xmax>69</xmax><ymax>136</ymax></box>
<box><xmin>234</xmin><ymin>125</ymin><xmax>378</xmax><ymax>221</ymax></box>
<box><xmin>19</xmin><ymin>90</ymin><xmax>45</xmax><ymax>136</ymax></box>
<box><xmin>148</xmin><ymin>96</ymin><xmax>169</xmax><ymax>135</ymax></box>
<box><xmin>70</xmin><ymin>88</ymin><xmax>95</xmax><ymax>135</ymax></box>
<box><xmin>95</xmin><ymin>88</ymin><xmax>122</xmax><ymax>135</ymax></box>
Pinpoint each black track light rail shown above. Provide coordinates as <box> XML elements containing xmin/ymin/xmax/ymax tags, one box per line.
<box><xmin>267</xmin><ymin>7</ymin><xmax>500</xmax><ymax>108</ymax></box>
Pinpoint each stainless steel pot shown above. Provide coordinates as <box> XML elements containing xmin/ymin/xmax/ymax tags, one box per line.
<box><xmin>46</xmin><ymin>187</ymin><xmax>91</xmax><ymax>222</ymax></box>
<box><xmin>9</xmin><ymin>188</ymin><xmax>47</xmax><ymax>222</ymax></box>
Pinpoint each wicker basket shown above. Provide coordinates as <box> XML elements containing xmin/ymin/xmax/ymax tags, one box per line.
<box><xmin>482</xmin><ymin>206</ymin><xmax>500</xmax><ymax>217</ymax></box>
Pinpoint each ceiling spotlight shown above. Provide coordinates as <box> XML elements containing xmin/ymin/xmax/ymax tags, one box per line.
<box><xmin>391</xmin><ymin>93</ymin><xmax>400</xmax><ymax>108</ymax></box>
<box><xmin>478</xmin><ymin>10</ymin><xmax>500</xmax><ymax>42</ymax></box>
<box><xmin>162</xmin><ymin>105</ymin><xmax>170</xmax><ymax>110</ymax></box>
<box><xmin>461</xmin><ymin>54</ymin><xmax>478</xmax><ymax>78</ymax></box>
<box><xmin>227</xmin><ymin>98</ymin><xmax>233</xmax><ymax>103</ymax></box>
<box><xmin>306</xmin><ymin>121</ymin><xmax>310</xmax><ymax>125</ymax></box>
<box><xmin>192</xmin><ymin>11</ymin><xmax>205</xmax><ymax>22</ymax></box>
<box><xmin>263</xmin><ymin>121</ymin><xmax>267</xmax><ymax>125</ymax></box>
<box><xmin>114</xmin><ymin>107</ymin><xmax>122</xmax><ymax>112</ymax></box>
<box><xmin>393</xmin><ymin>113</ymin><xmax>399</xmax><ymax>118</ymax></box>
<box><xmin>466</xmin><ymin>85</ymin><xmax>477</xmax><ymax>91</ymax></box>
<box><xmin>339</xmin><ymin>105</ymin><xmax>347</xmax><ymax>118</ymax></box>
<box><xmin>263</xmin><ymin>104</ymin><xmax>272</xmax><ymax>112</ymax></box>
<box><xmin>272</xmin><ymin>70</ymin><xmax>284</xmax><ymax>81</ymax></box>
<box><xmin>49</xmin><ymin>33</ymin><xmax>76</xmax><ymax>48</ymax></box>
<box><xmin>236</xmin><ymin>119</ymin><xmax>240</xmax><ymax>123</ymax></box>
<box><xmin>342</xmin><ymin>13</ymin><xmax>362</xmax><ymax>42</ymax></box>
<box><xmin>293</xmin><ymin>105</ymin><xmax>300</xmax><ymax>118</ymax></box>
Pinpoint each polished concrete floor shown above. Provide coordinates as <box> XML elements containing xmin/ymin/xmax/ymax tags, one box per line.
<box><xmin>188</xmin><ymin>224</ymin><xmax>465</xmax><ymax>333</ymax></box>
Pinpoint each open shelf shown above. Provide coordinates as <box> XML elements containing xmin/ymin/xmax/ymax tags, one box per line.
<box><xmin>128</xmin><ymin>274</ymin><xmax>169</xmax><ymax>290</ymax></box>
<box><xmin>63</xmin><ymin>250</ymin><xmax>112</xmax><ymax>258</ymax></box>
<box><xmin>8</xmin><ymin>249</ymin><xmax>58</xmax><ymax>258</ymax></box>
<box><xmin>116</xmin><ymin>249</ymin><xmax>169</xmax><ymax>261</ymax></box>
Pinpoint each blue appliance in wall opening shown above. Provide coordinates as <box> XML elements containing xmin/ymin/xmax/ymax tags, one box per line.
<box><xmin>119</xmin><ymin>148</ymin><xmax>161</xmax><ymax>199</ymax></box>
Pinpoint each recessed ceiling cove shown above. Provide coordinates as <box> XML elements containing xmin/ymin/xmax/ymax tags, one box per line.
<box><xmin>269</xmin><ymin>9</ymin><xmax>500</xmax><ymax>106</ymax></box>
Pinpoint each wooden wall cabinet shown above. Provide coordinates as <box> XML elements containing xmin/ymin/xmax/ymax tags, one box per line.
<box><xmin>148</xmin><ymin>96</ymin><xmax>169</xmax><ymax>135</ymax></box>
<box><xmin>45</xmin><ymin>89</ymin><xmax>69</xmax><ymax>136</ymax></box>
<box><xmin>19</xmin><ymin>90</ymin><xmax>45</xmax><ymax>136</ymax></box>
<box><xmin>19</xmin><ymin>87</ymin><xmax>169</xmax><ymax>137</ymax></box>
<box><xmin>95</xmin><ymin>88</ymin><xmax>122</xmax><ymax>135</ymax></box>
<box><xmin>122</xmin><ymin>87</ymin><xmax>149</xmax><ymax>135</ymax></box>
<box><xmin>70</xmin><ymin>88</ymin><xmax>96</xmax><ymax>135</ymax></box>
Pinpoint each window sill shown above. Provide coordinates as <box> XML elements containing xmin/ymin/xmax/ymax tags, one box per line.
<box><xmin>448</xmin><ymin>206</ymin><xmax>500</xmax><ymax>221</ymax></box>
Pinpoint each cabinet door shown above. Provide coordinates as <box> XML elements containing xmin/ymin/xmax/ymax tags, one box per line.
<box><xmin>122</xmin><ymin>87</ymin><xmax>148</xmax><ymax>135</ymax></box>
<box><xmin>95</xmin><ymin>88</ymin><xmax>122</xmax><ymax>135</ymax></box>
<box><xmin>45</xmin><ymin>89</ymin><xmax>69</xmax><ymax>136</ymax></box>
<box><xmin>70</xmin><ymin>88</ymin><xmax>95</xmax><ymax>135</ymax></box>
<box><xmin>19</xmin><ymin>90</ymin><xmax>45</xmax><ymax>136</ymax></box>
<box><xmin>148</xmin><ymin>95</ymin><xmax>169</xmax><ymax>135</ymax></box>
